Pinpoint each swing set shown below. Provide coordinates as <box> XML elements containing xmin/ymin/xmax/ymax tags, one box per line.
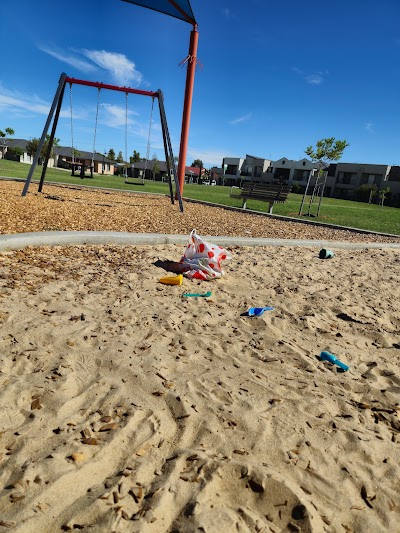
<box><xmin>22</xmin><ymin>72</ymin><xmax>184</xmax><ymax>212</ymax></box>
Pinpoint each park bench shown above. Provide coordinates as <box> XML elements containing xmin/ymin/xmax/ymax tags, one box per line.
<box><xmin>230</xmin><ymin>182</ymin><xmax>292</xmax><ymax>213</ymax></box>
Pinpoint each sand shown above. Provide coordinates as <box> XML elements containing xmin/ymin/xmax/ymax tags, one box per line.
<box><xmin>0</xmin><ymin>181</ymin><xmax>399</xmax><ymax>243</ymax></box>
<box><xmin>0</xmin><ymin>242</ymin><xmax>399</xmax><ymax>533</ymax></box>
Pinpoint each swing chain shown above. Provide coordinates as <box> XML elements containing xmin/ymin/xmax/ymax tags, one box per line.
<box><xmin>69</xmin><ymin>82</ymin><xmax>75</xmax><ymax>165</ymax></box>
<box><xmin>92</xmin><ymin>87</ymin><xmax>101</xmax><ymax>170</ymax></box>
<box><xmin>144</xmin><ymin>97</ymin><xmax>155</xmax><ymax>175</ymax></box>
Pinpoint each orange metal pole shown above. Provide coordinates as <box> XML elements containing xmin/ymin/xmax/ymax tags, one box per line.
<box><xmin>177</xmin><ymin>25</ymin><xmax>198</xmax><ymax>198</ymax></box>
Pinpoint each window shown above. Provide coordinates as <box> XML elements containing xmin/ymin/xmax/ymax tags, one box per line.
<box><xmin>254</xmin><ymin>166</ymin><xmax>262</xmax><ymax>177</ymax></box>
<box><xmin>226</xmin><ymin>165</ymin><xmax>238</xmax><ymax>175</ymax></box>
<box><xmin>293</xmin><ymin>169</ymin><xmax>309</xmax><ymax>180</ymax></box>
<box><xmin>302</xmin><ymin>161</ymin><xmax>306</xmax><ymax>166</ymax></box>
<box><xmin>338</xmin><ymin>172</ymin><xmax>355</xmax><ymax>184</ymax></box>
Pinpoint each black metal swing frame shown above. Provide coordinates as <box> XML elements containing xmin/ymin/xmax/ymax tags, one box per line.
<box><xmin>22</xmin><ymin>72</ymin><xmax>184</xmax><ymax>212</ymax></box>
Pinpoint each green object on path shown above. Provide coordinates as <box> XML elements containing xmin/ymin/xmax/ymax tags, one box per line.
<box><xmin>183</xmin><ymin>291</ymin><xmax>212</xmax><ymax>298</ymax></box>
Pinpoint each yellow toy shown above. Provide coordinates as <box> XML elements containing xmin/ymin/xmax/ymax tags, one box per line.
<box><xmin>159</xmin><ymin>274</ymin><xmax>183</xmax><ymax>285</ymax></box>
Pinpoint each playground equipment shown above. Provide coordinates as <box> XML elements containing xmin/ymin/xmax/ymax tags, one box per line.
<box><xmin>298</xmin><ymin>169</ymin><xmax>328</xmax><ymax>218</ymax></box>
<box><xmin>21</xmin><ymin>72</ymin><xmax>184</xmax><ymax>212</ymax></box>
<box><xmin>123</xmin><ymin>91</ymin><xmax>154</xmax><ymax>186</ymax></box>
<box><xmin>122</xmin><ymin>0</ymin><xmax>199</xmax><ymax>198</ymax></box>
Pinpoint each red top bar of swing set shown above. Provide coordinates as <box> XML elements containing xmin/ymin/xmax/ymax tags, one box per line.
<box><xmin>65</xmin><ymin>76</ymin><xmax>159</xmax><ymax>98</ymax></box>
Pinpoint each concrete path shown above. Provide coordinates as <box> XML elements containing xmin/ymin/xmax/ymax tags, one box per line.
<box><xmin>1</xmin><ymin>231</ymin><xmax>399</xmax><ymax>252</ymax></box>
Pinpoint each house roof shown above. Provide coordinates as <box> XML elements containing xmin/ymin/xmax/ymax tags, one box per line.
<box><xmin>3</xmin><ymin>139</ymin><xmax>29</xmax><ymax>149</ymax></box>
<box><xmin>55</xmin><ymin>147</ymin><xmax>114</xmax><ymax>163</ymax></box>
<box><xmin>131</xmin><ymin>159</ymin><xmax>168</xmax><ymax>172</ymax></box>
<box><xmin>274</xmin><ymin>157</ymin><xmax>295</xmax><ymax>163</ymax></box>
<box><xmin>210</xmin><ymin>166</ymin><xmax>223</xmax><ymax>175</ymax></box>
<box><xmin>185</xmin><ymin>166</ymin><xmax>206</xmax><ymax>176</ymax></box>
<box><xmin>245</xmin><ymin>154</ymin><xmax>267</xmax><ymax>162</ymax></box>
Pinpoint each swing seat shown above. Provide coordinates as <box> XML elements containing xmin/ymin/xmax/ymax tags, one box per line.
<box><xmin>124</xmin><ymin>177</ymin><xmax>145</xmax><ymax>186</ymax></box>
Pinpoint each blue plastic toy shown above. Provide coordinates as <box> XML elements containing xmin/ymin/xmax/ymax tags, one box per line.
<box><xmin>320</xmin><ymin>351</ymin><xmax>349</xmax><ymax>371</ymax></box>
<box><xmin>183</xmin><ymin>291</ymin><xmax>212</xmax><ymax>298</ymax></box>
<box><xmin>247</xmin><ymin>307</ymin><xmax>274</xmax><ymax>317</ymax></box>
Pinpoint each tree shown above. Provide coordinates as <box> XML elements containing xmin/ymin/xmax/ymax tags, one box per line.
<box><xmin>152</xmin><ymin>153</ymin><xmax>160</xmax><ymax>180</ymax></box>
<box><xmin>305</xmin><ymin>137</ymin><xmax>349</xmax><ymax>176</ymax></box>
<box><xmin>26</xmin><ymin>135</ymin><xmax>60</xmax><ymax>164</ymax></box>
<box><xmin>116</xmin><ymin>151</ymin><xmax>124</xmax><ymax>163</ymax></box>
<box><xmin>26</xmin><ymin>138</ymin><xmax>40</xmax><ymax>160</ymax></box>
<box><xmin>378</xmin><ymin>187</ymin><xmax>390</xmax><ymax>208</ymax></box>
<box><xmin>6</xmin><ymin>146</ymin><xmax>24</xmax><ymax>161</ymax></box>
<box><xmin>0</xmin><ymin>127</ymin><xmax>15</xmax><ymax>159</ymax></box>
<box><xmin>130</xmin><ymin>150</ymin><xmax>141</xmax><ymax>163</ymax></box>
<box><xmin>301</xmin><ymin>137</ymin><xmax>349</xmax><ymax>218</ymax></box>
<box><xmin>71</xmin><ymin>148</ymin><xmax>82</xmax><ymax>160</ymax></box>
<box><xmin>191</xmin><ymin>159</ymin><xmax>203</xmax><ymax>168</ymax></box>
<box><xmin>45</xmin><ymin>135</ymin><xmax>60</xmax><ymax>160</ymax></box>
<box><xmin>108</xmin><ymin>148</ymin><xmax>116</xmax><ymax>161</ymax></box>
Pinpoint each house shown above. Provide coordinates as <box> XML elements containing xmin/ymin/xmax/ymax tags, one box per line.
<box><xmin>185</xmin><ymin>166</ymin><xmax>206</xmax><ymax>183</ymax></box>
<box><xmin>261</xmin><ymin>157</ymin><xmax>316</xmax><ymax>188</ymax></box>
<box><xmin>128</xmin><ymin>160</ymin><xmax>201</xmax><ymax>182</ymax></box>
<box><xmin>325</xmin><ymin>162</ymin><xmax>400</xmax><ymax>205</ymax></box>
<box><xmin>0</xmin><ymin>139</ymin><xmax>45</xmax><ymax>165</ymax></box>
<box><xmin>128</xmin><ymin>159</ymin><xmax>168</xmax><ymax>180</ymax></box>
<box><xmin>0</xmin><ymin>139</ymin><xmax>117</xmax><ymax>176</ymax></box>
<box><xmin>221</xmin><ymin>157</ymin><xmax>244</xmax><ymax>185</ymax></box>
<box><xmin>209</xmin><ymin>166</ymin><xmax>224</xmax><ymax>184</ymax></box>
<box><xmin>326</xmin><ymin>162</ymin><xmax>390</xmax><ymax>199</ymax></box>
<box><xmin>267</xmin><ymin>157</ymin><xmax>294</xmax><ymax>182</ymax></box>
<box><xmin>387</xmin><ymin>166</ymin><xmax>400</xmax><ymax>206</ymax></box>
<box><xmin>221</xmin><ymin>155</ymin><xmax>274</xmax><ymax>186</ymax></box>
<box><xmin>240</xmin><ymin>154</ymin><xmax>272</xmax><ymax>181</ymax></box>
<box><xmin>54</xmin><ymin>147</ymin><xmax>115</xmax><ymax>175</ymax></box>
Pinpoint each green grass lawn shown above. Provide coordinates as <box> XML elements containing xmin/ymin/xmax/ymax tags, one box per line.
<box><xmin>1</xmin><ymin>159</ymin><xmax>399</xmax><ymax>235</ymax></box>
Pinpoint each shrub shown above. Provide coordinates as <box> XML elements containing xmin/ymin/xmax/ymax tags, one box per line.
<box><xmin>354</xmin><ymin>184</ymin><xmax>377</xmax><ymax>203</ymax></box>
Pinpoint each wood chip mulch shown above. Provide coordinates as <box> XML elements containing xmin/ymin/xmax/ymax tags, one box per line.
<box><xmin>1</xmin><ymin>181</ymin><xmax>399</xmax><ymax>243</ymax></box>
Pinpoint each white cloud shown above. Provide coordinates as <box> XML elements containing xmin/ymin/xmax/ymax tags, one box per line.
<box><xmin>365</xmin><ymin>122</ymin><xmax>375</xmax><ymax>134</ymax></box>
<box><xmin>306</xmin><ymin>74</ymin><xmax>323</xmax><ymax>85</ymax></box>
<box><xmin>0</xmin><ymin>84</ymin><xmax>50</xmax><ymax>115</ymax></box>
<box><xmin>0</xmin><ymin>81</ymin><xmax>99</xmax><ymax>124</ymax></box>
<box><xmin>100</xmin><ymin>103</ymin><xmax>138</xmax><ymax>128</ymax></box>
<box><xmin>229</xmin><ymin>113</ymin><xmax>252</xmax><ymax>126</ymax></box>
<box><xmin>293</xmin><ymin>67</ymin><xmax>328</xmax><ymax>85</ymax></box>
<box><xmin>38</xmin><ymin>45</ymin><xmax>98</xmax><ymax>74</ymax></box>
<box><xmin>82</xmin><ymin>50</ymin><xmax>143</xmax><ymax>86</ymax></box>
<box><xmin>187</xmin><ymin>148</ymin><xmax>230</xmax><ymax>167</ymax></box>
<box><xmin>38</xmin><ymin>45</ymin><xmax>143</xmax><ymax>87</ymax></box>
<box><xmin>98</xmin><ymin>103</ymin><xmax>158</xmax><ymax>146</ymax></box>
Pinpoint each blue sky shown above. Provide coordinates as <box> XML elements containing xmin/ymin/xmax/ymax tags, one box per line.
<box><xmin>1</xmin><ymin>0</ymin><xmax>399</xmax><ymax>168</ymax></box>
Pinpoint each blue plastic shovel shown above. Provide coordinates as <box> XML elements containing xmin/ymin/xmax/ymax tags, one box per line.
<box><xmin>320</xmin><ymin>351</ymin><xmax>349</xmax><ymax>371</ymax></box>
<box><xmin>247</xmin><ymin>307</ymin><xmax>274</xmax><ymax>317</ymax></box>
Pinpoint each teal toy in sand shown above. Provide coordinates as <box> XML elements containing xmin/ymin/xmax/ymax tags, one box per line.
<box><xmin>183</xmin><ymin>291</ymin><xmax>212</xmax><ymax>298</ymax></box>
<box><xmin>320</xmin><ymin>351</ymin><xmax>349</xmax><ymax>371</ymax></box>
<box><xmin>319</xmin><ymin>249</ymin><xmax>334</xmax><ymax>259</ymax></box>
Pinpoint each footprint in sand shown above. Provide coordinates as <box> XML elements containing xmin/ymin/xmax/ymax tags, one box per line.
<box><xmin>173</xmin><ymin>461</ymin><xmax>316</xmax><ymax>533</ymax></box>
<box><xmin>128</xmin><ymin>457</ymin><xmax>320</xmax><ymax>533</ymax></box>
